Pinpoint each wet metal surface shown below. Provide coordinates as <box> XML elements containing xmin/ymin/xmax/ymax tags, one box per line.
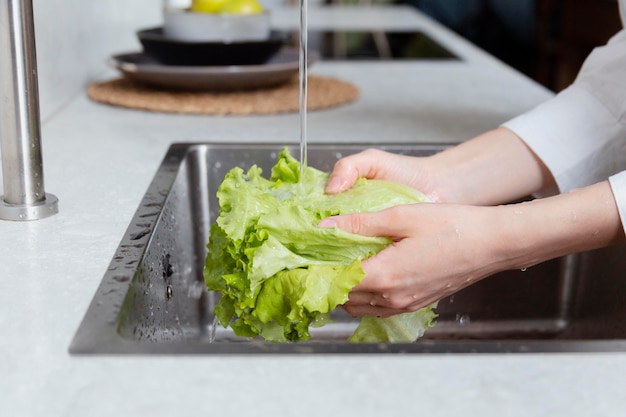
<box><xmin>69</xmin><ymin>143</ymin><xmax>626</xmax><ymax>354</ymax></box>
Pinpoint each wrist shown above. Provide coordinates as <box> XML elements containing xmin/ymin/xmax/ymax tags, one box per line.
<box><xmin>495</xmin><ymin>182</ymin><xmax>624</xmax><ymax>270</ymax></box>
<box><xmin>425</xmin><ymin>128</ymin><xmax>557</xmax><ymax>205</ymax></box>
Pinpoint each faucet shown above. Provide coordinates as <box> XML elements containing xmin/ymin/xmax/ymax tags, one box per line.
<box><xmin>0</xmin><ymin>0</ymin><xmax>58</xmax><ymax>221</ymax></box>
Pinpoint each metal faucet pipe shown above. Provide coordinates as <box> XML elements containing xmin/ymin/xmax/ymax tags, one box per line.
<box><xmin>0</xmin><ymin>0</ymin><xmax>58</xmax><ymax>221</ymax></box>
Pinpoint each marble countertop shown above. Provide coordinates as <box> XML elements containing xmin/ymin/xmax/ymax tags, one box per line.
<box><xmin>1</xmin><ymin>5</ymin><xmax>625</xmax><ymax>417</ymax></box>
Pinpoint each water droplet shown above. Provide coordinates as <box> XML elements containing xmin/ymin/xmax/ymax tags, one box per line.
<box><xmin>456</xmin><ymin>314</ymin><xmax>470</xmax><ymax>325</ymax></box>
<box><xmin>521</xmin><ymin>267</ymin><xmax>527</xmax><ymax>272</ymax></box>
<box><xmin>335</xmin><ymin>152</ymin><xmax>343</xmax><ymax>159</ymax></box>
<box><xmin>382</xmin><ymin>293</ymin><xmax>389</xmax><ymax>299</ymax></box>
<box><xmin>112</xmin><ymin>275</ymin><xmax>130</xmax><ymax>283</ymax></box>
<box><xmin>130</xmin><ymin>228</ymin><xmax>150</xmax><ymax>240</ymax></box>
<box><xmin>369</xmin><ymin>300</ymin><xmax>377</xmax><ymax>306</ymax></box>
<box><xmin>209</xmin><ymin>316</ymin><xmax>219</xmax><ymax>343</ymax></box>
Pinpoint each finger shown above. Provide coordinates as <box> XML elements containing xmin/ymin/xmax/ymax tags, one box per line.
<box><xmin>353</xmin><ymin>242</ymin><xmax>404</xmax><ymax>292</ymax></box>
<box><xmin>346</xmin><ymin>291</ymin><xmax>407</xmax><ymax>311</ymax></box>
<box><xmin>318</xmin><ymin>205</ymin><xmax>416</xmax><ymax>238</ymax></box>
<box><xmin>349</xmin><ymin>286</ymin><xmax>430</xmax><ymax>311</ymax></box>
<box><xmin>325</xmin><ymin>173</ymin><xmax>357</xmax><ymax>195</ymax></box>
<box><xmin>325</xmin><ymin>149</ymin><xmax>389</xmax><ymax>194</ymax></box>
<box><xmin>342</xmin><ymin>304</ymin><xmax>405</xmax><ymax>318</ymax></box>
<box><xmin>346</xmin><ymin>291</ymin><xmax>377</xmax><ymax>306</ymax></box>
<box><xmin>344</xmin><ymin>294</ymin><xmax>437</xmax><ymax>318</ymax></box>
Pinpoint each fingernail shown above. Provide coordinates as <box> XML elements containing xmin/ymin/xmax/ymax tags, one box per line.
<box><xmin>318</xmin><ymin>217</ymin><xmax>337</xmax><ymax>228</ymax></box>
<box><xmin>325</xmin><ymin>176</ymin><xmax>343</xmax><ymax>193</ymax></box>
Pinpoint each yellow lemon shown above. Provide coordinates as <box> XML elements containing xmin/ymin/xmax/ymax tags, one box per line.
<box><xmin>191</xmin><ymin>0</ymin><xmax>230</xmax><ymax>13</ymax></box>
<box><xmin>219</xmin><ymin>0</ymin><xmax>264</xmax><ymax>14</ymax></box>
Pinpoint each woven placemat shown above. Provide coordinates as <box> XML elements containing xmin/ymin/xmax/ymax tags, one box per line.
<box><xmin>87</xmin><ymin>75</ymin><xmax>359</xmax><ymax>115</ymax></box>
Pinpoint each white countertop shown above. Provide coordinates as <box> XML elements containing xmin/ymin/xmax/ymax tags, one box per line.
<box><xmin>2</xmin><ymin>5</ymin><xmax>625</xmax><ymax>417</ymax></box>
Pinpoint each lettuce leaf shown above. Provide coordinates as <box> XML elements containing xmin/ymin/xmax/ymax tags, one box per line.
<box><xmin>204</xmin><ymin>147</ymin><xmax>437</xmax><ymax>342</ymax></box>
<box><xmin>349</xmin><ymin>303</ymin><xmax>439</xmax><ymax>343</ymax></box>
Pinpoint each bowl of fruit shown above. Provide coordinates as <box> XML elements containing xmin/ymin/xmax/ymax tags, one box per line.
<box><xmin>142</xmin><ymin>0</ymin><xmax>283</xmax><ymax>66</ymax></box>
<box><xmin>137</xmin><ymin>26</ymin><xmax>285</xmax><ymax>66</ymax></box>
<box><xmin>163</xmin><ymin>0</ymin><xmax>271</xmax><ymax>42</ymax></box>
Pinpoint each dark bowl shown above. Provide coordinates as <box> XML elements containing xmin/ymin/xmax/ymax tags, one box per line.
<box><xmin>137</xmin><ymin>27</ymin><xmax>285</xmax><ymax>66</ymax></box>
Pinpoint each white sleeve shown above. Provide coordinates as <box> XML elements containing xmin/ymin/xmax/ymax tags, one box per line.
<box><xmin>609</xmin><ymin>171</ymin><xmax>626</xmax><ymax>233</ymax></box>
<box><xmin>502</xmin><ymin>29</ymin><xmax>626</xmax><ymax>195</ymax></box>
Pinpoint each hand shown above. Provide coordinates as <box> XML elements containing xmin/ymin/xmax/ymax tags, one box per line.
<box><xmin>320</xmin><ymin>181</ymin><xmax>623</xmax><ymax>318</ymax></box>
<box><xmin>326</xmin><ymin>128</ymin><xmax>558</xmax><ymax>205</ymax></box>
<box><xmin>325</xmin><ymin>149</ymin><xmax>442</xmax><ymax>201</ymax></box>
<box><xmin>319</xmin><ymin>202</ymin><xmax>508</xmax><ymax>317</ymax></box>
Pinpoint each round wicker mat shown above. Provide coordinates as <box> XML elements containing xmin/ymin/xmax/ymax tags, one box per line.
<box><xmin>87</xmin><ymin>75</ymin><xmax>359</xmax><ymax>116</ymax></box>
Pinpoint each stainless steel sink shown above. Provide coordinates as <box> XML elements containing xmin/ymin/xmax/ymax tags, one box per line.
<box><xmin>69</xmin><ymin>143</ymin><xmax>626</xmax><ymax>354</ymax></box>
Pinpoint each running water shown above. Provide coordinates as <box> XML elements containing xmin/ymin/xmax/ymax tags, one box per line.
<box><xmin>298</xmin><ymin>0</ymin><xmax>308</xmax><ymax>179</ymax></box>
<box><xmin>209</xmin><ymin>315</ymin><xmax>218</xmax><ymax>343</ymax></box>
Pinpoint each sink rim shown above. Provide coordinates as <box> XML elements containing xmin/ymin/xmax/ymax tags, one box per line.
<box><xmin>69</xmin><ymin>142</ymin><xmax>626</xmax><ymax>355</ymax></box>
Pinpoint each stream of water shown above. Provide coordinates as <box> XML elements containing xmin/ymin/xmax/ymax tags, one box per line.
<box><xmin>299</xmin><ymin>0</ymin><xmax>308</xmax><ymax>177</ymax></box>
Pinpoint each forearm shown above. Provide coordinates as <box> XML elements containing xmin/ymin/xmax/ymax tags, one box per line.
<box><xmin>425</xmin><ymin>127</ymin><xmax>557</xmax><ymax>205</ymax></box>
<box><xmin>491</xmin><ymin>181</ymin><xmax>625</xmax><ymax>272</ymax></box>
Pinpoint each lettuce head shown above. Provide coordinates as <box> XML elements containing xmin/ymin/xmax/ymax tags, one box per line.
<box><xmin>204</xmin><ymin>147</ymin><xmax>437</xmax><ymax>342</ymax></box>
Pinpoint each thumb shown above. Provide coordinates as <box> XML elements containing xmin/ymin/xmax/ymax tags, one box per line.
<box><xmin>325</xmin><ymin>174</ymin><xmax>353</xmax><ymax>194</ymax></box>
<box><xmin>318</xmin><ymin>207</ymin><xmax>409</xmax><ymax>238</ymax></box>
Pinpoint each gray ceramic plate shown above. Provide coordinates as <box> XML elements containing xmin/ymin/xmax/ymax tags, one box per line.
<box><xmin>108</xmin><ymin>48</ymin><xmax>318</xmax><ymax>91</ymax></box>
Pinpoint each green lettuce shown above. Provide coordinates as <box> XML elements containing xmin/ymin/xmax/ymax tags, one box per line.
<box><xmin>349</xmin><ymin>305</ymin><xmax>438</xmax><ymax>343</ymax></box>
<box><xmin>204</xmin><ymin>147</ymin><xmax>437</xmax><ymax>342</ymax></box>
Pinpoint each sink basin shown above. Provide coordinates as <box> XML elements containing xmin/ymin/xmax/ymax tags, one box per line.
<box><xmin>69</xmin><ymin>143</ymin><xmax>626</xmax><ymax>354</ymax></box>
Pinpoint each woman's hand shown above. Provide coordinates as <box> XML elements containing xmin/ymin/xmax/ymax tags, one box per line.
<box><xmin>320</xmin><ymin>182</ymin><xmax>623</xmax><ymax>317</ymax></box>
<box><xmin>320</xmin><ymin>203</ymin><xmax>508</xmax><ymax>317</ymax></box>
<box><xmin>325</xmin><ymin>148</ymin><xmax>447</xmax><ymax>204</ymax></box>
<box><xmin>326</xmin><ymin>128</ymin><xmax>558</xmax><ymax>205</ymax></box>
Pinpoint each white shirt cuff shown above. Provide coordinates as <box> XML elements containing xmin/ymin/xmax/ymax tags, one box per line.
<box><xmin>502</xmin><ymin>86</ymin><xmax>626</xmax><ymax>194</ymax></box>
<box><xmin>609</xmin><ymin>171</ymin><xmax>626</xmax><ymax>235</ymax></box>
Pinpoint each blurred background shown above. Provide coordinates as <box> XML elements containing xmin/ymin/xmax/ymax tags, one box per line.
<box><xmin>313</xmin><ymin>0</ymin><xmax>621</xmax><ymax>92</ymax></box>
<box><xmin>27</xmin><ymin>0</ymin><xmax>623</xmax><ymax>121</ymax></box>
<box><xmin>389</xmin><ymin>0</ymin><xmax>622</xmax><ymax>92</ymax></box>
